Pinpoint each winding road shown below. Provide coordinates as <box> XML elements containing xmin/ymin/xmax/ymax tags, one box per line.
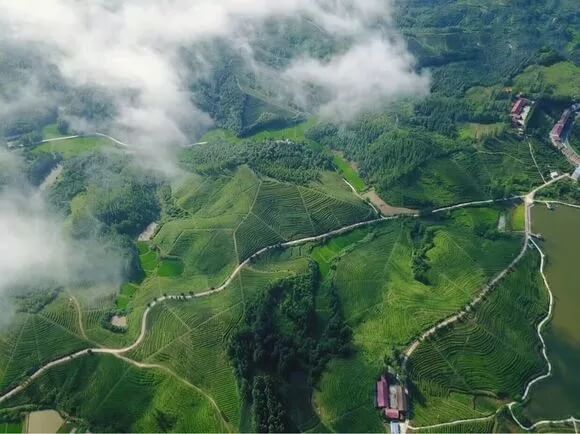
<box><xmin>406</xmin><ymin>174</ymin><xmax>575</xmax><ymax>432</ymax></box>
<box><xmin>6</xmin><ymin>133</ymin><xmax>577</xmax><ymax>431</ymax></box>
<box><xmin>0</xmin><ymin>180</ymin><xmax>536</xmax><ymax>406</ymax></box>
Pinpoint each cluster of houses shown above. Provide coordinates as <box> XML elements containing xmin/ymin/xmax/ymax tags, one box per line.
<box><xmin>375</xmin><ymin>375</ymin><xmax>408</xmax><ymax>422</ymax></box>
<box><xmin>510</xmin><ymin>97</ymin><xmax>580</xmax><ymax>175</ymax></box>
<box><xmin>511</xmin><ymin>97</ymin><xmax>534</xmax><ymax>133</ymax></box>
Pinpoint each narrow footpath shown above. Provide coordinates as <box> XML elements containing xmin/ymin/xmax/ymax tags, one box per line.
<box><xmin>405</xmin><ymin>174</ymin><xmax>573</xmax><ymax>432</ymax></box>
<box><xmin>6</xmin><ymin>133</ymin><xmax>576</xmax><ymax>431</ymax></box>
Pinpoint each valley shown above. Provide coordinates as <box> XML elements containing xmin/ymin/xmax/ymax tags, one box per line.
<box><xmin>0</xmin><ymin>0</ymin><xmax>579</xmax><ymax>432</ymax></box>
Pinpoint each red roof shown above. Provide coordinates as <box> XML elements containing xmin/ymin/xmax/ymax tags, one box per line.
<box><xmin>511</xmin><ymin>99</ymin><xmax>526</xmax><ymax>114</ymax></box>
<box><xmin>376</xmin><ymin>376</ymin><xmax>389</xmax><ymax>408</ymax></box>
<box><xmin>385</xmin><ymin>408</ymin><xmax>400</xmax><ymax>420</ymax></box>
<box><xmin>562</xmin><ymin>109</ymin><xmax>572</xmax><ymax>122</ymax></box>
<box><xmin>551</xmin><ymin>122</ymin><xmax>565</xmax><ymax>138</ymax></box>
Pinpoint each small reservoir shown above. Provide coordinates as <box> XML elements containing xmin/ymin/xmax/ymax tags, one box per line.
<box><xmin>520</xmin><ymin>204</ymin><xmax>580</xmax><ymax>422</ymax></box>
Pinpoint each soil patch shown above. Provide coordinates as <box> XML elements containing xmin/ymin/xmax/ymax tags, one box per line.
<box><xmin>111</xmin><ymin>315</ymin><xmax>128</xmax><ymax>328</ymax></box>
<box><xmin>362</xmin><ymin>190</ymin><xmax>416</xmax><ymax>216</ymax></box>
<box><xmin>138</xmin><ymin>222</ymin><xmax>158</xmax><ymax>241</ymax></box>
<box><xmin>26</xmin><ymin>410</ymin><xmax>63</xmax><ymax>433</ymax></box>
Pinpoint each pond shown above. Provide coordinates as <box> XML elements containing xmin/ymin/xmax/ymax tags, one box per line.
<box><xmin>518</xmin><ymin>204</ymin><xmax>580</xmax><ymax>422</ymax></box>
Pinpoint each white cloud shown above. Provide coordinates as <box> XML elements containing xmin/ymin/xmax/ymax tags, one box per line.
<box><xmin>284</xmin><ymin>38</ymin><xmax>430</xmax><ymax>120</ymax></box>
<box><xmin>0</xmin><ymin>0</ymin><xmax>428</xmax><ymax>160</ymax></box>
<box><xmin>0</xmin><ymin>0</ymin><xmax>429</xmax><ymax>319</ymax></box>
<box><xmin>0</xmin><ymin>151</ymin><xmax>125</xmax><ymax>313</ymax></box>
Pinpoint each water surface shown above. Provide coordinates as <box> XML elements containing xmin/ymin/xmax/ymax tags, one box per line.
<box><xmin>520</xmin><ymin>204</ymin><xmax>580</xmax><ymax>421</ymax></box>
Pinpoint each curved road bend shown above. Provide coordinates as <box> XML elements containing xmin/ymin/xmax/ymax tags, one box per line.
<box><xmin>13</xmin><ymin>134</ymin><xmax>575</xmax><ymax>423</ymax></box>
<box><xmin>0</xmin><ymin>181</ymin><xmax>529</xmax><ymax>406</ymax></box>
<box><xmin>0</xmin><ymin>214</ymin><xmax>394</xmax><ymax>404</ymax></box>
<box><xmin>405</xmin><ymin>173</ymin><xmax>572</xmax><ymax>432</ymax></box>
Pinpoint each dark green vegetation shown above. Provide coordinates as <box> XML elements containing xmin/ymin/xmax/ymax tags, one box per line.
<box><xmin>312</xmin><ymin>208</ymin><xmax>524</xmax><ymax>431</ymax></box>
<box><xmin>180</xmin><ymin>139</ymin><xmax>333</xmax><ymax>184</ymax></box>
<box><xmin>227</xmin><ymin>263</ymin><xmax>351</xmax><ymax>432</ymax></box>
<box><xmin>511</xmin><ymin>205</ymin><xmax>580</xmax><ymax>424</ymax></box>
<box><xmin>537</xmin><ymin>179</ymin><xmax>580</xmax><ymax>204</ymax></box>
<box><xmin>2</xmin><ymin>0</ymin><xmax>579</xmax><ymax>431</ymax></box>
<box><xmin>50</xmin><ymin>152</ymin><xmax>160</xmax><ymax>238</ymax></box>
<box><xmin>0</xmin><ymin>197</ymin><xmax>527</xmax><ymax>432</ymax></box>
<box><xmin>151</xmin><ymin>165</ymin><xmax>374</xmax><ymax>291</ymax></box>
<box><xmin>3</xmin><ymin>354</ymin><xmax>229</xmax><ymax>432</ymax></box>
<box><xmin>306</xmin><ymin>114</ymin><xmax>568</xmax><ymax>208</ymax></box>
<box><xmin>0</xmin><ymin>294</ymin><xmax>90</xmax><ymax>394</ymax></box>
<box><xmin>407</xmin><ymin>252</ymin><xmax>548</xmax><ymax>426</ymax></box>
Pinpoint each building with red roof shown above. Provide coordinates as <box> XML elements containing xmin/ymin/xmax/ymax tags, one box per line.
<box><xmin>511</xmin><ymin>98</ymin><xmax>526</xmax><ymax>115</ymax></box>
<box><xmin>510</xmin><ymin>97</ymin><xmax>534</xmax><ymax>132</ymax></box>
<box><xmin>375</xmin><ymin>376</ymin><xmax>389</xmax><ymax>409</ymax></box>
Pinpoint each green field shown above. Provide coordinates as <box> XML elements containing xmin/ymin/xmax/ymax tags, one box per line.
<box><xmin>2</xmin><ymin>354</ymin><xmax>229</xmax><ymax>432</ymax></box>
<box><xmin>407</xmin><ymin>252</ymin><xmax>548</xmax><ymax>426</ymax></box>
<box><xmin>0</xmin><ymin>422</ymin><xmax>21</xmax><ymax>433</ymax></box>
<box><xmin>331</xmin><ymin>153</ymin><xmax>367</xmax><ymax>192</ymax></box>
<box><xmin>307</xmin><ymin>208</ymin><xmax>523</xmax><ymax>431</ymax></box>
<box><xmin>41</xmin><ymin>123</ymin><xmax>62</xmax><ymax>140</ymax></box>
<box><xmin>32</xmin><ymin>136</ymin><xmax>112</xmax><ymax>158</ymax></box>
<box><xmin>384</xmin><ymin>134</ymin><xmax>561</xmax><ymax>208</ymax></box>
<box><xmin>153</xmin><ymin>166</ymin><xmax>373</xmax><ymax>289</ymax></box>
<box><xmin>459</xmin><ymin>122</ymin><xmax>506</xmax><ymax>141</ymax></box>
<box><xmin>509</xmin><ymin>204</ymin><xmax>526</xmax><ymax>231</ymax></box>
<box><xmin>199</xmin><ymin>118</ymin><xmax>320</xmax><ymax>149</ymax></box>
<box><xmin>0</xmin><ymin>201</ymin><xmax>527</xmax><ymax>432</ymax></box>
<box><xmin>0</xmin><ymin>294</ymin><xmax>90</xmax><ymax>393</ymax></box>
<box><xmin>513</xmin><ymin>62</ymin><xmax>580</xmax><ymax>100</ymax></box>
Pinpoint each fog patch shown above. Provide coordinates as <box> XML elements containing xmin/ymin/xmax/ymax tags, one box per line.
<box><xmin>0</xmin><ymin>152</ymin><xmax>125</xmax><ymax>325</ymax></box>
<box><xmin>0</xmin><ymin>0</ymin><xmax>428</xmax><ymax>173</ymax></box>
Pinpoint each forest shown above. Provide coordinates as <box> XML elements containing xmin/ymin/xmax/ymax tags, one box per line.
<box><xmin>180</xmin><ymin>139</ymin><xmax>333</xmax><ymax>184</ymax></box>
<box><xmin>227</xmin><ymin>262</ymin><xmax>351</xmax><ymax>432</ymax></box>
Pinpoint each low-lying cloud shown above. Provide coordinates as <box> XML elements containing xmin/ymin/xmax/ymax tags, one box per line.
<box><xmin>0</xmin><ymin>151</ymin><xmax>125</xmax><ymax>321</ymax></box>
<box><xmin>285</xmin><ymin>38</ymin><xmax>430</xmax><ymax>120</ymax></box>
<box><xmin>0</xmin><ymin>1</ymin><xmax>429</xmax><ymax>313</ymax></box>
<box><xmin>0</xmin><ymin>0</ymin><xmax>429</xmax><ymax>162</ymax></box>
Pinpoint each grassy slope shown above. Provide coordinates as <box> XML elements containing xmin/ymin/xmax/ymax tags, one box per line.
<box><xmin>199</xmin><ymin>120</ymin><xmax>369</xmax><ymax>192</ymax></box>
<box><xmin>513</xmin><ymin>62</ymin><xmax>580</xmax><ymax>100</ymax></box>
<box><xmin>0</xmin><ymin>204</ymin><xmax>530</xmax><ymax>432</ymax></box>
<box><xmin>312</xmin><ymin>209</ymin><xmax>523</xmax><ymax>432</ymax></box>
<box><xmin>54</xmin><ymin>165</ymin><xmax>373</xmax><ymax>353</ymax></box>
<box><xmin>2</xmin><ymin>354</ymin><xmax>228</xmax><ymax>433</ymax></box>
<box><xmin>0</xmin><ymin>295</ymin><xmax>90</xmax><ymax>393</ymax></box>
<box><xmin>407</xmin><ymin>252</ymin><xmax>548</xmax><ymax>426</ymax></box>
<box><xmin>32</xmin><ymin>137</ymin><xmax>112</xmax><ymax>158</ymax></box>
<box><xmin>332</xmin><ymin>154</ymin><xmax>367</xmax><ymax>192</ymax></box>
<box><xmin>124</xmin><ymin>256</ymin><xmax>311</xmax><ymax>430</ymax></box>
<box><xmin>385</xmin><ymin>134</ymin><xmax>552</xmax><ymax>208</ymax></box>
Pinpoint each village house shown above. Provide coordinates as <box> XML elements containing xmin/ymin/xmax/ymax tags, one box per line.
<box><xmin>550</xmin><ymin>108</ymin><xmax>573</xmax><ymax>147</ymax></box>
<box><xmin>511</xmin><ymin>97</ymin><xmax>534</xmax><ymax>133</ymax></box>
<box><xmin>550</xmin><ymin>104</ymin><xmax>580</xmax><ymax>166</ymax></box>
<box><xmin>375</xmin><ymin>375</ymin><xmax>408</xmax><ymax>422</ymax></box>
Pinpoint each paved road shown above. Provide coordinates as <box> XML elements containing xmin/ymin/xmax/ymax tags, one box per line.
<box><xmin>7</xmin><ymin>135</ymin><xmax>576</xmax><ymax>429</ymax></box>
<box><xmin>0</xmin><ymin>214</ymin><xmax>392</xmax><ymax>404</ymax></box>
<box><xmin>40</xmin><ymin>132</ymin><xmax>129</xmax><ymax>148</ymax></box>
<box><xmin>406</xmin><ymin>174</ymin><xmax>573</xmax><ymax>433</ymax></box>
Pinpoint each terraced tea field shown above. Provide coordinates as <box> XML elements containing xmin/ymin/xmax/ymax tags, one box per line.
<box><xmin>312</xmin><ymin>209</ymin><xmax>524</xmax><ymax>431</ymax></box>
<box><xmin>3</xmin><ymin>354</ymin><xmax>228</xmax><ymax>432</ymax></box>
<box><xmin>0</xmin><ymin>173</ymin><xmax>539</xmax><ymax>434</ymax></box>
<box><xmin>0</xmin><ymin>295</ymin><xmax>90</xmax><ymax>393</ymax></box>
<box><xmin>407</xmin><ymin>252</ymin><xmax>549</xmax><ymax>427</ymax></box>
